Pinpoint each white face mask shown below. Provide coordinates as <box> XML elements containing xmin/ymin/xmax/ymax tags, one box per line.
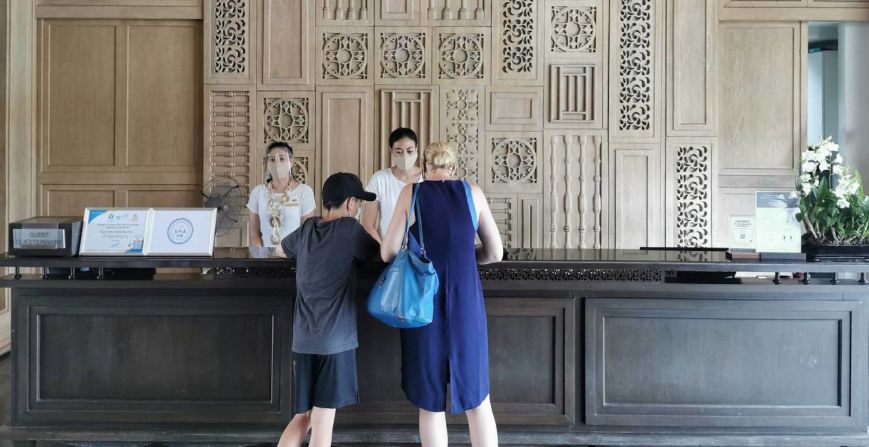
<box><xmin>267</xmin><ymin>150</ymin><xmax>292</xmax><ymax>180</ymax></box>
<box><xmin>393</xmin><ymin>153</ymin><xmax>418</xmax><ymax>171</ymax></box>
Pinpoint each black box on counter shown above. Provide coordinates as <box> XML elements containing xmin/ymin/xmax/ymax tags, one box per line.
<box><xmin>9</xmin><ymin>216</ymin><xmax>82</xmax><ymax>257</ymax></box>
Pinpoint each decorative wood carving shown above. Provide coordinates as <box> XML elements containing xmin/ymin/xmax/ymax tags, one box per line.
<box><xmin>317</xmin><ymin>27</ymin><xmax>374</xmax><ymax>85</ymax></box>
<box><xmin>257</xmin><ymin>91</ymin><xmax>316</xmax><ymax>154</ymax></box>
<box><xmin>206</xmin><ymin>87</ymin><xmax>255</xmax><ymax>190</ymax></box>
<box><xmin>440</xmin><ymin>86</ymin><xmax>484</xmax><ymax>183</ymax></box>
<box><xmin>377</xmin><ymin>87</ymin><xmax>439</xmax><ymax>169</ymax></box>
<box><xmin>207</xmin><ymin>0</ymin><xmax>253</xmax><ymax>83</ymax></box>
<box><xmin>492</xmin><ymin>0</ymin><xmax>543</xmax><ymax>85</ymax></box>
<box><xmin>317</xmin><ymin>0</ymin><xmax>373</xmax><ymax>25</ymax></box>
<box><xmin>609</xmin><ymin>0</ymin><xmax>663</xmax><ymax>142</ymax></box>
<box><xmin>376</xmin><ymin>27</ymin><xmax>430</xmax><ymax>84</ymax></box>
<box><xmin>433</xmin><ymin>27</ymin><xmax>489</xmax><ymax>84</ymax></box>
<box><xmin>544</xmin><ymin>131</ymin><xmax>606</xmax><ymax>249</ymax></box>
<box><xmin>487</xmin><ymin>194</ymin><xmax>542</xmax><ymax>248</ymax></box>
<box><xmin>666</xmin><ymin>140</ymin><xmax>713</xmax><ymax>248</ymax></box>
<box><xmin>422</xmin><ymin>0</ymin><xmax>491</xmax><ymax>26</ymax></box>
<box><xmin>547</xmin><ymin>64</ymin><xmax>602</xmax><ymax>129</ymax></box>
<box><xmin>485</xmin><ymin>132</ymin><xmax>543</xmax><ymax>194</ymax></box>
<box><xmin>548</xmin><ymin>2</ymin><xmax>598</xmax><ymax>55</ymax></box>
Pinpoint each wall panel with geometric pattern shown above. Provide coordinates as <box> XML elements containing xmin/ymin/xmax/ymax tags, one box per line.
<box><xmin>201</xmin><ymin>0</ymin><xmax>727</xmax><ymax>249</ymax></box>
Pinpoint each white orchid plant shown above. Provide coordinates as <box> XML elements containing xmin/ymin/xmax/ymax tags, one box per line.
<box><xmin>796</xmin><ymin>137</ymin><xmax>869</xmax><ymax>246</ymax></box>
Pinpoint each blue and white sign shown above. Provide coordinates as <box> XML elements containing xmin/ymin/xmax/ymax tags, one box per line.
<box><xmin>80</xmin><ymin>208</ymin><xmax>149</xmax><ymax>255</ymax></box>
<box><xmin>144</xmin><ymin>208</ymin><xmax>216</xmax><ymax>256</ymax></box>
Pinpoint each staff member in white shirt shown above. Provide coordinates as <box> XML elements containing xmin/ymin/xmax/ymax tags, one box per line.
<box><xmin>362</xmin><ymin>128</ymin><xmax>424</xmax><ymax>243</ymax></box>
<box><xmin>248</xmin><ymin>142</ymin><xmax>316</xmax><ymax>255</ymax></box>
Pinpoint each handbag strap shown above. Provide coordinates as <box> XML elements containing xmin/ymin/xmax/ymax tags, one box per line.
<box><xmin>401</xmin><ymin>184</ymin><xmax>426</xmax><ymax>253</ymax></box>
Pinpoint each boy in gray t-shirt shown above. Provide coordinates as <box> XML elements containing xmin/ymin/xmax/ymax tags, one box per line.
<box><xmin>275</xmin><ymin>172</ymin><xmax>379</xmax><ymax>447</ymax></box>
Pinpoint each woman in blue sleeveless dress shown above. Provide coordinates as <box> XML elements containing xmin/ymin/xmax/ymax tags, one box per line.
<box><xmin>381</xmin><ymin>141</ymin><xmax>504</xmax><ymax>447</ymax></box>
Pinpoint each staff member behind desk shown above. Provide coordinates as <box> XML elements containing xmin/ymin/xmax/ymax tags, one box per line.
<box><xmin>362</xmin><ymin>127</ymin><xmax>423</xmax><ymax>242</ymax></box>
<box><xmin>247</xmin><ymin>141</ymin><xmax>316</xmax><ymax>257</ymax></box>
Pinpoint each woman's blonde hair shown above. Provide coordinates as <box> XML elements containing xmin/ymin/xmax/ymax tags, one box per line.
<box><xmin>424</xmin><ymin>141</ymin><xmax>457</xmax><ymax>171</ymax></box>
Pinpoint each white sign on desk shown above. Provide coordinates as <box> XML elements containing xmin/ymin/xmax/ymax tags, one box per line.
<box><xmin>755</xmin><ymin>191</ymin><xmax>802</xmax><ymax>253</ymax></box>
<box><xmin>143</xmin><ymin>208</ymin><xmax>217</xmax><ymax>256</ymax></box>
<box><xmin>80</xmin><ymin>208</ymin><xmax>149</xmax><ymax>255</ymax></box>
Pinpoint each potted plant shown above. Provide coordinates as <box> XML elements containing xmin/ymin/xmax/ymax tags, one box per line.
<box><xmin>796</xmin><ymin>137</ymin><xmax>869</xmax><ymax>260</ymax></box>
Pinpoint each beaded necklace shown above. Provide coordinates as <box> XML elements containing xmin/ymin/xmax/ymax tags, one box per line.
<box><xmin>266</xmin><ymin>181</ymin><xmax>298</xmax><ymax>245</ymax></box>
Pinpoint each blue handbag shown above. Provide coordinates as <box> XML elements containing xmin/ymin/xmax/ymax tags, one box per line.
<box><xmin>367</xmin><ymin>184</ymin><xmax>439</xmax><ymax>328</ymax></box>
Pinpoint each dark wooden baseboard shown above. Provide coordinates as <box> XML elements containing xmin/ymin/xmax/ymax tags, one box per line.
<box><xmin>3</xmin><ymin>426</ymin><xmax>869</xmax><ymax>446</ymax></box>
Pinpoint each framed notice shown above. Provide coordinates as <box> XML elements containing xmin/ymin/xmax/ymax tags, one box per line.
<box><xmin>729</xmin><ymin>216</ymin><xmax>755</xmax><ymax>250</ymax></box>
<box><xmin>755</xmin><ymin>192</ymin><xmax>802</xmax><ymax>253</ymax></box>
<box><xmin>80</xmin><ymin>208</ymin><xmax>149</xmax><ymax>256</ymax></box>
<box><xmin>143</xmin><ymin>208</ymin><xmax>217</xmax><ymax>256</ymax></box>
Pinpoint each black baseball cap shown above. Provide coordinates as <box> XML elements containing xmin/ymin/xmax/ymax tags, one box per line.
<box><xmin>322</xmin><ymin>172</ymin><xmax>377</xmax><ymax>209</ymax></box>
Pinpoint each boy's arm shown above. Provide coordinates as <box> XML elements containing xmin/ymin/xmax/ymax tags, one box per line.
<box><xmin>279</xmin><ymin>227</ymin><xmax>302</xmax><ymax>259</ymax></box>
<box><xmin>352</xmin><ymin>222</ymin><xmax>380</xmax><ymax>261</ymax></box>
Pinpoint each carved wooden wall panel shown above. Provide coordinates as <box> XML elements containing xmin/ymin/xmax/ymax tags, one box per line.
<box><xmin>39</xmin><ymin>20</ymin><xmax>117</xmax><ymax>172</ymax></box>
<box><xmin>421</xmin><ymin>0</ymin><xmax>491</xmax><ymax>26</ymax></box>
<box><xmin>433</xmin><ymin>27</ymin><xmax>490</xmax><ymax>85</ymax></box>
<box><xmin>547</xmin><ymin>64</ymin><xmax>603</xmax><ymax>130</ymax></box>
<box><xmin>205</xmin><ymin>87</ymin><xmax>255</xmax><ymax>193</ymax></box>
<box><xmin>126</xmin><ymin>22</ymin><xmax>201</xmax><ymax>174</ymax></box>
<box><xmin>377</xmin><ymin>87</ymin><xmax>439</xmax><ymax>169</ymax></box>
<box><xmin>440</xmin><ymin>86</ymin><xmax>484</xmax><ymax>183</ymax></box>
<box><xmin>317</xmin><ymin>0</ymin><xmax>374</xmax><ymax>25</ymax></box>
<box><xmin>484</xmin><ymin>132</ymin><xmax>543</xmax><ymax>195</ymax></box>
<box><xmin>487</xmin><ymin>87</ymin><xmax>543</xmax><ymax>131</ymax></box>
<box><xmin>375</xmin><ymin>27</ymin><xmax>431</xmax><ymax>84</ymax></box>
<box><xmin>38</xmin><ymin>19</ymin><xmax>202</xmax><ymax>221</ymax></box>
<box><xmin>257</xmin><ymin>90</ymin><xmax>316</xmax><ymax>153</ymax></box>
<box><xmin>666</xmin><ymin>0</ymin><xmax>715</xmax><ymax>136</ymax></box>
<box><xmin>719</xmin><ymin>22</ymin><xmax>801</xmax><ymax>179</ymax></box>
<box><xmin>609</xmin><ymin>145</ymin><xmax>662</xmax><ymax>249</ymax></box>
<box><xmin>608</xmin><ymin>0</ymin><xmax>664</xmax><ymax>142</ymax></box>
<box><xmin>197</xmin><ymin>0</ymin><xmax>744</xmax><ymax>248</ymax></box>
<box><xmin>544</xmin><ymin>132</ymin><xmax>606</xmax><ymax>249</ymax></box>
<box><xmin>492</xmin><ymin>0</ymin><xmax>544</xmax><ymax>86</ymax></box>
<box><xmin>665</xmin><ymin>139</ymin><xmax>714</xmax><ymax>248</ymax></box>
<box><xmin>375</xmin><ymin>0</ymin><xmax>420</xmax><ymax>25</ymax></box>
<box><xmin>260</xmin><ymin>0</ymin><xmax>314</xmax><ymax>87</ymax></box>
<box><xmin>204</xmin><ymin>87</ymin><xmax>253</xmax><ymax>247</ymax></box>
<box><xmin>487</xmin><ymin>194</ymin><xmax>542</xmax><ymax>249</ymax></box>
<box><xmin>316</xmin><ymin>27</ymin><xmax>375</xmax><ymax>85</ymax></box>
<box><xmin>205</xmin><ymin>0</ymin><xmax>254</xmax><ymax>84</ymax></box>
<box><xmin>318</xmin><ymin>86</ymin><xmax>375</xmax><ymax>184</ymax></box>
<box><xmin>545</xmin><ymin>1</ymin><xmax>607</xmax><ymax>129</ymax></box>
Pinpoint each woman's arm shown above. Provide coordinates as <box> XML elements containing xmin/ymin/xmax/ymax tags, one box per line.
<box><xmin>361</xmin><ymin>201</ymin><xmax>383</xmax><ymax>243</ymax></box>
<box><xmin>380</xmin><ymin>184</ymin><xmax>414</xmax><ymax>262</ymax></box>
<box><xmin>248</xmin><ymin>211</ymin><xmax>264</xmax><ymax>247</ymax></box>
<box><xmin>471</xmin><ymin>184</ymin><xmax>503</xmax><ymax>265</ymax></box>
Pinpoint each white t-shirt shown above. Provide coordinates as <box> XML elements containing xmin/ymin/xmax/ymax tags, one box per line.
<box><xmin>247</xmin><ymin>183</ymin><xmax>316</xmax><ymax>247</ymax></box>
<box><xmin>366</xmin><ymin>168</ymin><xmax>423</xmax><ymax>236</ymax></box>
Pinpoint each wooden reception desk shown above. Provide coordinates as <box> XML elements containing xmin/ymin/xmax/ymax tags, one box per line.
<box><xmin>0</xmin><ymin>249</ymin><xmax>868</xmax><ymax>446</ymax></box>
